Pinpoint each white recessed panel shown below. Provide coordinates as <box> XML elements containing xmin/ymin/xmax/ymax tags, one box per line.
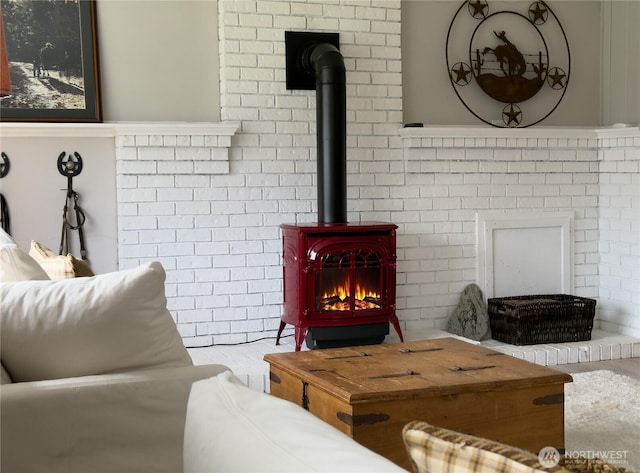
<box><xmin>477</xmin><ymin>211</ymin><xmax>574</xmax><ymax>299</ymax></box>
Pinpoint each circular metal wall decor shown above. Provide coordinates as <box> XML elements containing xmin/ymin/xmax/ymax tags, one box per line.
<box><xmin>446</xmin><ymin>0</ymin><xmax>570</xmax><ymax>127</ymax></box>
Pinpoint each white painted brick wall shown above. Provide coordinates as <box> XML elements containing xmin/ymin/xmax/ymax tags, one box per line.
<box><xmin>115</xmin><ymin>123</ymin><xmax>239</xmax><ymax>346</ymax></box>
<box><xmin>597</xmin><ymin>130</ymin><xmax>640</xmax><ymax>337</ymax></box>
<box><xmin>207</xmin><ymin>0</ymin><xmax>403</xmax><ymax>347</ymax></box>
<box><xmin>113</xmin><ymin>1</ymin><xmax>639</xmax><ymax>347</ymax></box>
<box><xmin>401</xmin><ymin>129</ymin><xmax>602</xmax><ymax>333</ymax></box>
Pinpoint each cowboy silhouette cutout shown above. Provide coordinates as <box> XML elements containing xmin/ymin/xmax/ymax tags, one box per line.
<box><xmin>472</xmin><ymin>29</ymin><xmax>546</xmax><ymax>105</ymax></box>
<box><xmin>482</xmin><ymin>31</ymin><xmax>526</xmax><ymax>77</ymax></box>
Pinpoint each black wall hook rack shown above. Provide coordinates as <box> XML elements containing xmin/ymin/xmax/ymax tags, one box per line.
<box><xmin>57</xmin><ymin>151</ymin><xmax>88</xmax><ymax>260</ymax></box>
<box><xmin>57</xmin><ymin>151</ymin><xmax>83</xmax><ymax>179</ymax></box>
<box><xmin>0</xmin><ymin>152</ymin><xmax>10</xmax><ymax>179</ymax></box>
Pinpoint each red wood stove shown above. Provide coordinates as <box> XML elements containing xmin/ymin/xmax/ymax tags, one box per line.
<box><xmin>276</xmin><ymin>222</ymin><xmax>404</xmax><ymax>351</ymax></box>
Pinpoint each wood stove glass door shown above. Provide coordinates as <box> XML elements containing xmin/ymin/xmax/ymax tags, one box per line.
<box><xmin>313</xmin><ymin>246</ymin><xmax>385</xmax><ymax>316</ymax></box>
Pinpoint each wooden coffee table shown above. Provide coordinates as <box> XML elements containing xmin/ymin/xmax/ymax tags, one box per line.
<box><xmin>264</xmin><ymin>338</ymin><xmax>572</xmax><ymax>470</ymax></box>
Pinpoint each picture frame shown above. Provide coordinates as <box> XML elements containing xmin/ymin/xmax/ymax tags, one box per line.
<box><xmin>0</xmin><ymin>0</ymin><xmax>101</xmax><ymax>122</ymax></box>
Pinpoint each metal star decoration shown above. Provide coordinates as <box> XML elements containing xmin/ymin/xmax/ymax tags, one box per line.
<box><xmin>528</xmin><ymin>2</ymin><xmax>548</xmax><ymax>24</ymax></box>
<box><xmin>547</xmin><ymin>67</ymin><xmax>567</xmax><ymax>89</ymax></box>
<box><xmin>502</xmin><ymin>104</ymin><xmax>522</xmax><ymax>126</ymax></box>
<box><xmin>452</xmin><ymin>62</ymin><xmax>472</xmax><ymax>85</ymax></box>
<box><xmin>468</xmin><ymin>0</ymin><xmax>489</xmax><ymax>19</ymax></box>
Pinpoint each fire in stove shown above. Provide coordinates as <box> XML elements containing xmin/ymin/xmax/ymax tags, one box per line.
<box><xmin>278</xmin><ymin>221</ymin><xmax>403</xmax><ymax>351</ymax></box>
<box><xmin>321</xmin><ymin>281</ymin><xmax>381</xmax><ymax>311</ymax></box>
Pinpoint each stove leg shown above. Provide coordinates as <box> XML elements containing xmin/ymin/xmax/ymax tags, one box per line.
<box><xmin>294</xmin><ymin>326</ymin><xmax>308</xmax><ymax>351</ymax></box>
<box><xmin>275</xmin><ymin>320</ymin><xmax>287</xmax><ymax>345</ymax></box>
<box><xmin>390</xmin><ymin>315</ymin><xmax>404</xmax><ymax>342</ymax></box>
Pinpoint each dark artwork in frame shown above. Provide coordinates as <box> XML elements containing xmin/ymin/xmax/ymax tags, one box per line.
<box><xmin>0</xmin><ymin>0</ymin><xmax>101</xmax><ymax>122</ymax></box>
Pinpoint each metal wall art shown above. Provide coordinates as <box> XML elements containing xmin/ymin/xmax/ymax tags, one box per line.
<box><xmin>446</xmin><ymin>0</ymin><xmax>570</xmax><ymax>127</ymax></box>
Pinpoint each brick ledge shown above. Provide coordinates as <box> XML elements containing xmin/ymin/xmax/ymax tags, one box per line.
<box><xmin>399</xmin><ymin>125</ymin><xmax>639</xmax><ymax>140</ymax></box>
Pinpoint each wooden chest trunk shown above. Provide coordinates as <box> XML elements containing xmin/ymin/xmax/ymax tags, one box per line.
<box><xmin>264</xmin><ymin>338</ymin><xmax>572</xmax><ymax>470</ymax></box>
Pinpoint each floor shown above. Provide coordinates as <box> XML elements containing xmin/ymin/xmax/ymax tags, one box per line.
<box><xmin>187</xmin><ymin>328</ymin><xmax>640</xmax><ymax>392</ymax></box>
<box><xmin>553</xmin><ymin>357</ymin><xmax>640</xmax><ymax>381</ymax></box>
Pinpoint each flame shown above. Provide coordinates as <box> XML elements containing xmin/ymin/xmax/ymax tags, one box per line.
<box><xmin>355</xmin><ymin>283</ymin><xmax>378</xmax><ymax>301</ymax></box>
<box><xmin>323</xmin><ymin>283</ymin><xmax>378</xmax><ymax>301</ymax></box>
<box><xmin>322</xmin><ymin>282</ymin><xmax>380</xmax><ymax>311</ymax></box>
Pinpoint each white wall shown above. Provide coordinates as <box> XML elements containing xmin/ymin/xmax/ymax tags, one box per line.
<box><xmin>401</xmin><ymin>126</ymin><xmax>639</xmax><ymax>338</ymax></box>
<box><xmin>401</xmin><ymin>0</ymin><xmax>603</xmax><ymax>127</ymax></box>
<box><xmin>0</xmin><ymin>0</ymin><xmax>221</xmax><ymax>274</ymax></box>
<box><xmin>598</xmin><ymin>132</ymin><xmax>640</xmax><ymax>337</ymax></box>
<box><xmin>91</xmin><ymin>0</ymin><xmax>640</xmax><ymax>126</ymax></box>
<box><xmin>0</xmin><ymin>129</ymin><xmax>118</xmax><ymax>275</ymax></box>
<box><xmin>1</xmin><ymin>0</ymin><xmax>639</xmax><ymax>344</ymax></box>
<box><xmin>601</xmin><ymin>0</ymin><xmax>640</xmax><ymax>125</ymax></box>
<box><xmin>119</xmin><ymin>0</ymin><xmax>405</xmax><ymax>345</ymax></box>
<box><xmin>96</xmin><ymin>0</ymin><xmax>220</xmax><ymax>122</ymax></box>
<box><xmin>113</xmin><ymin>0</ymin><xmax>640</xmax><ymax>345</ymax></box>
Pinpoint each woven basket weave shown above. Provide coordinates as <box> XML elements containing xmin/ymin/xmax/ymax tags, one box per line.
<box><xmin>488</xmin><ymin>294</ymin><xmax>596</xmax><ymax>346</ymax></box>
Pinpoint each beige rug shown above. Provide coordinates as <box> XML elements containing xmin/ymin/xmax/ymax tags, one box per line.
<box><xmin>565</xmin><ymin>370</ymin><xmax>640</xmax><ymax>472</ymax></box>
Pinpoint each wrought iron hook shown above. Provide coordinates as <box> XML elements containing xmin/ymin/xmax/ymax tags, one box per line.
<box><xmin>57</xmin><ymin>152</ymin><xmax>88</xmax><ymax>261</ymax></box>
<box><xmin>0</xmin><ymin>152</ymin><xmax>10</xmax><ymax>178</ymax></box>
<box><xmin>57</xmin><ymin>151</ymin><xmax>83</xmax><ymax>194</ymax></box>
<box><xmin>0</xmin><ymin>152</ymin><xmax>10</xmax><ymax>234</ymax></box>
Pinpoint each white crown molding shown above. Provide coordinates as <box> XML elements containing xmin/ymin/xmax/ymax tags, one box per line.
<box><xmin>113</xmin><ymin>122</ymin><xmax>240</xmax><ymax>137</ymax></box>
<box><xmin>0</xmin><ymin>122</ymin><xmax>116</xmax><ymax>138</ymax></box>
<box><xmin>399</xmin><ymin>126</ymin><xmax>640</xmax><ymax>148</ymax></box>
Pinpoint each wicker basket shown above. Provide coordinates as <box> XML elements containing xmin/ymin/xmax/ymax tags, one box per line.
<box><xmin>488</xmin><ymin>294</ymin><xmax>596</xmax><ymax>346</ymax></box>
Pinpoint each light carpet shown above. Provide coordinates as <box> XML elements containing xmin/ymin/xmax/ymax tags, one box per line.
<box><xmin>565</xmin><ymin>370</ymin><xmax>640</xmax><ymax>472</ymax></box>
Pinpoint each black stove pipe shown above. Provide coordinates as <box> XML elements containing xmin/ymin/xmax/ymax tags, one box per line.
<box><xmin>304</xmin><ymin>43</ymin><xmax>347</xmax><ymax>224</ymax></box>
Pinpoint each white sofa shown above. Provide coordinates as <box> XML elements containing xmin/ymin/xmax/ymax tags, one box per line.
<box><xmin>1</xmin><ymin>364</ymin><xmax>230</xmax><ymax>473</ymax></box>
<box><xmin>0</xmin><ymin>231</ymin><xmax>406</xmax><ymax>473</ymax></box>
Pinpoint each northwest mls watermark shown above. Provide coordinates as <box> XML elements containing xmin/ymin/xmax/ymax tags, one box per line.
<box><xmin>538</xmin><ymin>446</ymin><xmax>630</xmax><ymax>468</ymax></box>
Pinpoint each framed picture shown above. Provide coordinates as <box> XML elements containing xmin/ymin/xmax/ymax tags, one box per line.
<box><xmin>0</xmin><ymin>0</ymin><xmax>101</xmax><ymax>122</ymax></box>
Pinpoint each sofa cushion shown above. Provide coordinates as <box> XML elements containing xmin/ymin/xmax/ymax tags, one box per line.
<box><xmin>0</xmin><ymin>261</ymin><xmax>192</xmax><ymax>382</ymax></box>
<box><xmin>1</xmin><ymin>364</ymin><xmax>230</xmax><ymax>473</ymax></box>
<box><xmin>0</xmin><ymin>230</ymin><xmax>49</xmax><ymax>282</ymax></box>
<box><xmin>403</xmin><ymin>421</ymin><xmax>569</xmax><ymax>473</ymax></box>
<box><xmin>0</xmin><ymin>362</ymin><xmax>12</xmax><ymax>384</ymax></box>
<box><xmin>184</xmin><ymin>371</ymin><xmax>407</xmax><ymax>473</ymax></box>
<box><xmin>29</xmin><ymin>240</ymin><xmax>94</xmax><ymax>280</ymax></box>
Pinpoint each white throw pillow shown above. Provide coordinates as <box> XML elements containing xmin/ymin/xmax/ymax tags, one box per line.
<box><xmin>0</xmin><ymin>230</ymin><xmax>49</xmax><ymax>282</ymax></box>
<box><xmin>0</xmin><ymin>229</ymin><xmax>14</xmax><ymax>245</ymax></box>
<box><xmin>0</xmin><ymin>261</ymin><xmax>192</xmax><ymax>382</ymax></box>
<box><xmin>184</xmin><ymin>371</ymin><xmax>406</xmax><ymax>473</ymax></box>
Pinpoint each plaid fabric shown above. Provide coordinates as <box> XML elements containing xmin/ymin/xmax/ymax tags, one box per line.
<box><xmin>29</xmin><ymin>240</ymin><xmax>94</xmax><ymax>280</ymax></box>
<box><xmin>403</xmin><ymin>421</ymin><xmax>570</xmax><ymax>473</ymax></box>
